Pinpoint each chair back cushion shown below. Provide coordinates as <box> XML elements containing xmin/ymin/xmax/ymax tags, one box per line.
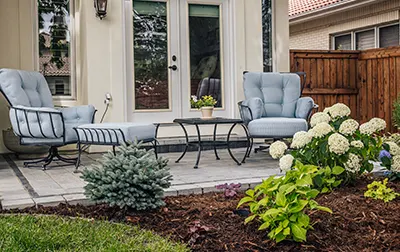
<box><xmin>243</xmin><ymin>72</ymin><xmax>300</xmax><ymax>118</ymax></box>
<box><xmin>196</xmin><ymin>77</ymin><xmax>222</xmax><ymax>107</ymax></box>
<box><xmin>0</xmin><ymin>68</ymin><xmax>54</xmax><ymax>108</ymax></box>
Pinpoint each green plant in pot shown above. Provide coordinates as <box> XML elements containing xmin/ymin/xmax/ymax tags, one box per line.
<box><xmin>190</xmin><ymin>95</ymin><xmax>217</xmax><ymax>119</ymax></box>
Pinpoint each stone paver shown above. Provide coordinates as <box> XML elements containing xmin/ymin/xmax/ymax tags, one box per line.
<box><xmin>0</xmin><ymin>147</ymin><xmax>280</xmax><ymax>209</ymax></box>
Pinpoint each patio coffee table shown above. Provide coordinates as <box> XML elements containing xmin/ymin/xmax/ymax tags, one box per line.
<box><xmin>173</xmin><ymin>117</ymin><xmax>250</xmax><ymax>169</ymax></box>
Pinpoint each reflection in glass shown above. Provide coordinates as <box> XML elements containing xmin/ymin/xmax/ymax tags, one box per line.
<box><xmin>37</xmin><ymin>0</ymin><xmax>71</xmax><ymax>96</ymax></box>
<box><xmin>189</xmin><ymin>4</ymin><xmax>222</xmax><ymax>108</ymax></box>
<box><xmin>133</xmin><ymin>1</ymin><xmax>169</xmax><ymax>110</ymax></box>
<box><xmin>262</xmin><ymin>0</ymin><xmax>272</xmax><ymax>72</ymax></box>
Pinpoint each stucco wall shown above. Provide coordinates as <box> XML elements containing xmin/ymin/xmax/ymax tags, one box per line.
<box><xmin>289</xmin><ymin>0</ymin><xmax>400</xmax><ymax>50</ymax></box>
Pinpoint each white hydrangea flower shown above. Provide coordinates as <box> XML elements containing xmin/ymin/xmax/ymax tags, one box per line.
<box><xmin>310</xmin><ymin>112</ymin><xmax>331</xmax><ymax>127</ymax></box>
<box><xmin>344</xmin><ymin>153</ymin><xmax>361</xmax><ymax>173</ymax></box>
<box><xmin>368</xmin><ymin>118</ymin><xmax>386</xmax><ymax>132</ymax></box>
<box><xmin>279</xmin><ymin>154</ymin><xmax>294</xmax><ymax>172</ymax></box>
<box><xmin>350</xmin><ymin>140</ymin><xmax>364</xmax><ymax>149</ymax></box>
<box><xmin>328</xmin><ymin>133</ymin><xmax>350</xmax><ymax>155</ymax></box>
<box><xmin>339</xmin><ymin>119</ymin><xmax>359</xmax><ymax>136</ymax></box>
<box><xmin>391</xmin><ymin>156</ymin><xmax>400</xmax><ymax>173</ymax></box>
<box><xmin>386</xmin><ymin>141</ymin><xmax>400</xmax><ymax>156</ymax></box>
<box><xmin>191</xmin><ymin>95</ymin><xmax>198</xmax><ymax>102</ymax></box>
<box><xmin>324</xmin><ymin>103</ymin><xmax>351</xmax><ymax>119</ymax></box>
<box><xmin>290</xmin><ymin>131</ymin><xmax>313</xmax><ymax>149</ymax></box>
<box><xmin>309</xmin><ymin>122</ymin><xmax>334</xmax><ymax>138</ymax></box>
<box><xmin>269</xmin><ymin>141</ymin><xmax>288</xmax><ymax>159</ymax></box>
<box><xmin>359</xmin><ymin>122</ymin><xmax>375</xmax><ymax>135</ymax></box>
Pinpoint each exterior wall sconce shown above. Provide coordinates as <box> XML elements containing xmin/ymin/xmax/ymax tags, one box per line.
<box><xmin>94</xmin><ymin>0</ymin><xmax>108</xmax><ymax>20</ymax></box>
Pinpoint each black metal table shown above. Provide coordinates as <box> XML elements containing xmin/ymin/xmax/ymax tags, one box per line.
<box><xmin>173</xmin><ymin>117</ymin><xmax>251</xmax><ymax>169</ymax></box>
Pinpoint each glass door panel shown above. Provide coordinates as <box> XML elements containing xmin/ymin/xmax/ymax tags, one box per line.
<box><xmin>133</xmin><ymin>0</ymin><xmax>169</xmax><ymax>110</ymax></box>
<box><xmin>188</xmin><ymin>4</ymin><xmax>222</xmax><ymax>108</ymax></box>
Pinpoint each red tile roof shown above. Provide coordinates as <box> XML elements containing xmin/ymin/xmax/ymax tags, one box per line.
<box><xmin>39</xmin><ymin>55</ymin><xmax>70</xmax><ymax>77</ymax></box>
<box><xmin>289</xmin><ymin>0</ymin><xmax>345</xmax><ymax>17</ymax></box>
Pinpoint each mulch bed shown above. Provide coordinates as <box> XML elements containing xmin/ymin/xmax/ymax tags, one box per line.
<box><xmin>2</xmin><ymin>177</ymin><xmax>400</xmax><ymax>252</ymax></box>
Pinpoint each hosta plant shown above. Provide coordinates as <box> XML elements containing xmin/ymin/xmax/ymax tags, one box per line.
<box><xmin>270</xmin><ymin>103</ymin><xmax>386</xmax><ymax>181</ymax></box>
<box><xmin>238</xmin><ymin>162</ymin><xmax>332</xmax><ymax>243</ymax></box>
<box><xmin>364</xmin><ymin>178</ymin><xmax>399</xmax><ymax>202</ymax></box>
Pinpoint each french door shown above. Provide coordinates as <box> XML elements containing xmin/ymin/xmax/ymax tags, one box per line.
<box><xmin>131</xmin><ymin>0</ymin><xmax>231</xmax><ymax>123</ymax></box>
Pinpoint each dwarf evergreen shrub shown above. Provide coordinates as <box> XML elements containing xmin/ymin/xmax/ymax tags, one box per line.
<box><xmin>82</xmin><ymin>143</ymin><xmax>172</xmax><ymax>211</ymax></box>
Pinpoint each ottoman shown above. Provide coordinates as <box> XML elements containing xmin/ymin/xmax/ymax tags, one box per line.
<box><xmin>74</xmin><ymin>122</ymin><xmax>158</xmax><ymax>170</ymax></box>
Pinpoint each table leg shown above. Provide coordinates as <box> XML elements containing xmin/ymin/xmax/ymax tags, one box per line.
<box><xmin>213</xmin><ymin>123</ymin><xmax>220</xmax><ymax>160</ymax></box>
<box><xmin>175</xmin><ymin>122</ymin><xmax>189</xmax><ymax>163</ymax></box>
<box><xmin>227</xmin><ymin>123</ymin><xmax>241</xmax><ymax>166</ymax></box>
<box><xmin>74</xmin><ymin>142</ymin><xmax>81</xmax><ymax>173</ymax></box>
<box><xmin>241</xmin><ymin>124</ymin><xmax>251</xmax><ymax>164</ymax></box>
<box><xmin>194</xmin><ymin>123</ymin><xmax>202</xmax><ymax>169</ymax></box>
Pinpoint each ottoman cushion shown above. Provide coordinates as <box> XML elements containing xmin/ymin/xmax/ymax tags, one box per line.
<box><xmin>76</xmin><ymin>122</ymin><xmax>156</xmax><ymax>144</ymax></box>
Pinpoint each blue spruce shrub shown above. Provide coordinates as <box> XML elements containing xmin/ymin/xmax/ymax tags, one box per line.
<box><xmin>82</xmin><ymin>142</ymin><xmax>172</xmax><ymax>211</ymax></box>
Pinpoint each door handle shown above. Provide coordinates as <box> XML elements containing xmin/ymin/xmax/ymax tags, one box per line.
<box><xmin>168</xmin><ymin>65</ymin><xmax>178</xmax><ymax>71</ymax></box>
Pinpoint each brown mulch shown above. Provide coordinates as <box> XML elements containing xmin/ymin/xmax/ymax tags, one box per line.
<box><xmin>2</xmin><ymin>177</ymin><xmax>400</xmax><ymax>252</ymax></box>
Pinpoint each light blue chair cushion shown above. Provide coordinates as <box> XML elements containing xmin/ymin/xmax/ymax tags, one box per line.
<box><xmin>248</xmin><ymin>117</ymin><xmax>308</xmax><ymax>138</ymax></box>
<box><xmin>296</xmin><ymin>97</ymin><xmax>314</xmax><ymax>119</ymax></box>
<box><xmin>76</xmin><ymin>123</ymin><xmax>156</xmax><ymax>144</ymax></box>
<box><xmin>241</xmin><ymin>97</ymin><xmax>264</xmax><ymax>122</ymax></box>
<box><xmin>244</xmin><ymin>72</ymin><xmax>301</xmax><ymax>118</ymax></box>
<box><xmin>21</xmin><ymin>122</ymin><xmax>83</xmax><ymax>145</ymax></box>
<box><xmin>0</xmin><ymin>69</ymin><xmax>54</xmax><ymax>107</ymax></box>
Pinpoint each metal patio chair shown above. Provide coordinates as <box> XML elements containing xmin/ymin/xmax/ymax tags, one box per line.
<box><xmin>0</xmin><ymin>68</ymin><xmax>96</xmax><ymax>170</ymax></box>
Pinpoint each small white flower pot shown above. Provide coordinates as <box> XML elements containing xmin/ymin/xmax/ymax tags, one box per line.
<box><xmin>200</xmin><ymin>106</ymin><xmax>214</xmax><ymax>119</ymax></box>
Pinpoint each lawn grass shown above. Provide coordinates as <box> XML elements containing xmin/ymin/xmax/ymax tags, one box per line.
<box><xmin>0</xmin><ymin>215</ymin><xmax>189</xmax><ymax>252</ymax></box>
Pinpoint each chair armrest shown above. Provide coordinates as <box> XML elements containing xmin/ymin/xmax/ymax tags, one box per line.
<box><xmin>10</xmin><ymin>105</ymin><xmax>64</xmax><ymax>139</ymax></box>
<box><xmin>238</xmin><ymin>97</ymin><xmax>264</xmax><ymax>124</ymax></box>
<box><xmin>296</xmin><ymin>97</ymin><xmax>317</xmax><ymax>120</ymax></box>
<box><xmin>238</xmin><ymin>101</ymin><xmax>253</xmax><ymax>124</ymax></box>
<box><xmin>60</xmin><ymin>105</ymin><xmax>96</xmax><ymax>124</ymax></box>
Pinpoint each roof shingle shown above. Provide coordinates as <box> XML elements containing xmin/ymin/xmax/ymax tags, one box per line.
<box><xmin>289</xmin><ymin>0</ymin><xmax>345</xmax><ymax>17</ymax></box>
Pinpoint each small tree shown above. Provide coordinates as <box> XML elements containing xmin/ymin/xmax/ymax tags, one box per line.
<box><xmin>82</xmin><ymin>143</ymin><xmax>172</xmax><ymax>211</ymax></box>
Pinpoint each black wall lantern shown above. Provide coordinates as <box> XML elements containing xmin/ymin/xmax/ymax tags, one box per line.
<box><xmin>94</xmin><ymin>0</ymin><xmax>108</xmax><ymax>20</ymax></box>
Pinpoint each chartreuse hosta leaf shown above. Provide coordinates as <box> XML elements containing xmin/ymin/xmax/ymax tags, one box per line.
<box><xmin>290</xmin><ymin>223</ymin><xmax>307</xmax><ymax>242</ymax></box>
<box><xmin>332</xmin><ymin>166</ymin><xmax>345</xmax><ymax>175</ymax></box>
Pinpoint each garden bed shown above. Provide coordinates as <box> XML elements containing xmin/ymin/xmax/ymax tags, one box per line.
<box><xmin>2</xmin><ymin>177</ymin><xmax>399</xmax><ymax>251</ymax></box>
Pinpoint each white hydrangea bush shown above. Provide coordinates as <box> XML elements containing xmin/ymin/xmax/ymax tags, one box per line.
<box><xmin>269</xmin><ymin>102</ymin><xmax>389</xmax><ymax>179</ymax></box>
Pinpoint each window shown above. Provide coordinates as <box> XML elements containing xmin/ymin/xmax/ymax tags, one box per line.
<box><xmin>332</xmin><ymin>23</ymin><xmax>399</xmax><ymax>50</ymax></box>
<box><xmin>334</xmin><ymin>34</ymin><xmax>351</xmax><ymax>50</ymax></box>
<box><xmin>356</xmin><ymin>29</ymin><xmax>375</xmax><ymax>50</ymax></box>
<box><xmin>379</xmin><ymin>24</ymin><xmax>400</xmax><ymax>48</ymax></box>
<box><xmin>37</xmin><ymin>0</ymin><xmax>73</xmax><ymax>97</ymax></box>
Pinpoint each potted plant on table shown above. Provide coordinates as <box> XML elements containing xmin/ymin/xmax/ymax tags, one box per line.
<box><xmin>190</xmin><ymin>95</ymin><xmax>217</xmax><ymax>119</ymax></box>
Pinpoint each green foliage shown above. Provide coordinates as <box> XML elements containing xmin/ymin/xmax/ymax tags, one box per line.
<box><xmin>393</xmin><ymin>96</ymin><xmax>400</xmax><ymax>129</ymax></box>
<box><xmin>238</xmin><ymin>162</ymin><xmax>332</xmax><ymax>243</ymax></box>
<box><xmin>190</xmin><ymin>95</ymin><xmax>217</xmax><ymax>109</ymax></box>
<box><xmin>0</xmin><ymin>215</ymin><xmax>189</xmax><ymax>252</ymax></box>
<box><xmin>313</xmin><ymin>166</ymin><xmax>345</xmax><ymax>193</ymax></box>
<box><xmin>364</xmin><ymin>178</ymin><xmax>399</xmax><ymax>202</ymax></box>
<box><xmin>82</xmin><ymin>142</ymin><xmax>172</xmax><ymax>211</ymax></box>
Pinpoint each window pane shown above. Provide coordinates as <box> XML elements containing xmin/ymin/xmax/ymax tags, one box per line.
<box><xmin>133</xmin><ymin>0</ymin><xmax>169</xmax><ymax>110</ymax></box>
<box><xmin>189</xmin><ymin>4</ymin><xmax>222</xmax><ymax>108</ymax></box>
<box><xmin>379</xmin><ymin>24</ymin><xmax>399</xmax><ymax>48</ymax></box>
<box><xmin>38</xmin><ymin>0</ymin><xmax>71</xmax><ymax>96</ymax></box>
<box><xmin>356</xmin><ymin>30</ymin><xmax>375</xmax><ymax>50</ymax></box>
<box><xmin>334</xmin><ymin>34</ymin><xmax>351</xmax><ymax>50</ymax></box>
<box><xmin>262</xmin><ymin>0</ymin><xmax>272</xmax><ymax>71</ymax></box>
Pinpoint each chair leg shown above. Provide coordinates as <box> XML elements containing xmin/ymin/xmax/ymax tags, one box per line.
<box><xmin>23</xmin><ymin>146</ymin><xmax>78</xmax><ymax>170</ymax></box>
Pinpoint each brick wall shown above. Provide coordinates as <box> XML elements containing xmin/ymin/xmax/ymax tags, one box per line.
<box><xmin>289</xmin><ymin>0</ymin><xmax>400</xmax><ymax>50</ymax></box>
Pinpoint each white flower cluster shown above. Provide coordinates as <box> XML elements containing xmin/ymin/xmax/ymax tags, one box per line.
<box><xmin>344</xmin><ymin>153</ymin><xmax>361</xmax><ymax>173</ymax></box>
<box><xmin>386</xmin><ymin>141</ymin><xmax>400</xmax><ymax>156</ymax></box>
<box><xmin>191</xmin><ymin>95</ymin><xmax>198</xmax><ymax>102</ymax></box>
<box><xmin>351</xmin><ymin>140</ymin><xmax>364</xmax><ymax>149</ymax></box>
<box><xmin>309</xmin><ymin>122</ymin><xmax>333</xmax><ymax>138</ymax></box>
<box><xmin>339</xmin><ymin>119</ymin><xmax>359</xmax><ymax>136</ymax></box>
<box><xmin>360</xmin><ymin>118</ymin><xmax>387</xmax><ymax>135</ymax></box>
<box><xmin>391</xmin><ymin>155</ymin><xmax>400</xmax><ymax>172</ymax></box>
<box><xmin>328</xmin><ymin>133</ymin><xmax>350</xmax><ymax>155</ymax></box>
<box><xmin>279</xmin><ymin>154</ymin><xmax>294</xmax><ymax>171</ymax></box>
<box><xmin>269</xmin><ymin>141</ymin><xmax>288</xmax><ymax>159</ymax></box>
<box><xmin>324</xmin><ymin>103</ymin><xmax>351</xmax><ymax>119</ymax></box>
<box><xmin>310</xmin><ymin>112</ymin><xmax>331</xmax><ymax>127</ymax></box>
<box><xmin>290</xmin><ymin>131</ymin><xmax>312</xmax><ymax>149</ymax></box>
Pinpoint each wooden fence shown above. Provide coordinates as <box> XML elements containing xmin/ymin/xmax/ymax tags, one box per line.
<box><xmin>290</xmin><ymin>47</ymin><xmax>400</xmax><ymax>132</ymax></box>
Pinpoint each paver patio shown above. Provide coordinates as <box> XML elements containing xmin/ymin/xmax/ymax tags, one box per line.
<box><xmin>0</xmin><ymin>148</ymin><xmax>281</xmax><ymax>210</ymax></box>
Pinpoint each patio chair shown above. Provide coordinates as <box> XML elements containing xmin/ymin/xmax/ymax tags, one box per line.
<box><xmin>238</xmin><ymin>72</ymin><xmax>317</xmax><ymax>154</ymax></box>
<box><xmin>196</xmin><ymin>77</ymin><xmax>222</xmax><ymax>107</ymax></box>
<box><xmin>0</xmin><ymin>68</ymin><xmax>96</xmax><ymax>169</ymax></box>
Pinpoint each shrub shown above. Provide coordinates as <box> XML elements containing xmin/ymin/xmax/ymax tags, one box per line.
<box><xmin>270</xmin><ymin>103</ymin><xmax>386</xmax><ymax>181</ymax></box>
<box><xmin>364</xmin><ymin>178</ymin><xmax>399</xmax><ymax>202</ymax></box>
<box><xmin>238</xmin><ymin>162</ymin><xmax>333</xmax><ymax>243</ymax></box>
<box><xmin>82</xmin><ymin>143</ymin><xmax>172</xmax><ymax>211</ymax></box>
